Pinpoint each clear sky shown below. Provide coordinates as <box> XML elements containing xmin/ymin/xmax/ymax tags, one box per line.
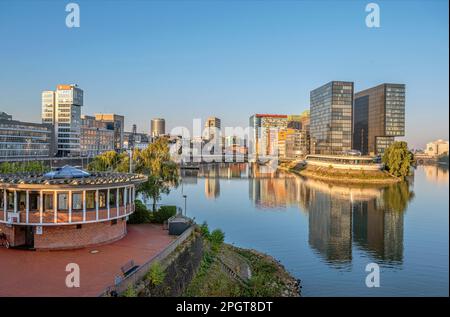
<box><xmin>0</xmin><ymin>0</ymin><xmax>448</xmax><ymax>149</ymax></box>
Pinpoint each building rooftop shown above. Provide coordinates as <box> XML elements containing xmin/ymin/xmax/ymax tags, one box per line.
<box><xmin>0</xmin><ymin>166</ymin><xmax>147</xmax><ymax>187</ymax></box>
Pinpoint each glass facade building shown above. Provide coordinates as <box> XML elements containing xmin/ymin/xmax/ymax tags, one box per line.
<box><xmin>353</xmin><ymin>83</ymin><xmax>405</xmax><ymax>155</ymax></box>
<box><xmin>310</xmin><ymin>81</ymin><xmax>354</xmax><ymax>155</ymax></box>
<box><xmin>0</xmin><ymin>116</ymin><xmax>54</xmax><ymax>160</ymax></box>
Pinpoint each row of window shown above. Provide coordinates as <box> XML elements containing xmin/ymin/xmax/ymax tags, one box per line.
<box><xmin>0</xmin><ymin>187</ymin><xmax>134</xmax><ymax>213</ymax></box>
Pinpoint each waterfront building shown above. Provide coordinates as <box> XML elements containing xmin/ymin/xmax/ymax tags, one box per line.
<box><xmin>204</xmin><ymin>117</ymin><xmax>221</xmax><ymax>141</ymax></box>
<box><xmin>124</xmin><ymin>131</ymin><xmax>150</xmax><ymax>150</ymax></box>
<box><xmin>305</xmin><ymin>154</ymin><xmax>383</xmax><ymax>170</ymax></box>
<box><xmin>0</xmin><ymin>114</ymin><xmax>55</xmax><ymax>161</ymax></box>
<box><xmin>353</xmin><ymin>83</ymin><xmax>405</xmax><ymax>155</ymax></box>
<box><xmin>42</xmin><ymin>84</ymin><xmax>83</xmax><ymax>157</ymax></box>
<box><xmin>0</xmin><ymin>112</ymin><xmax>12</xmax><ymax>121</ymax></box>
<box><xmin>80</xmin><ymin>115</ymin><xmax>115</xmax><ymax>157</ymax></box>
<box><xmin>94</xmin><ymin>114</ymin><xmax>125</xmax><ymax>151</ymax></box>
<box><xmin>151</xmin><ymin>118</ymin><xmax>166</xmax><ymax>139</ymax></box>
<box><xmin>425</xmin><ymin>139</ymin><xmax>449</xmax><ymax>157</ymax></box>
<box><xmin>0</xmin><ymin>166</ymin><xmax>147</xmax><ymax>250</ymax></box>
<box><xmin>310</xmin><ymin>81</ymin><xmax>354</xmax><ymax>155</ymax></box>
<box><xmin>249</xmin><ymin>114</ymin><xmax>288</xmax><ymax>160</ymax></box>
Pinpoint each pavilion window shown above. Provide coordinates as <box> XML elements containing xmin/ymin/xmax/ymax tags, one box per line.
<box><xmin>43</xmin><ymin>193</ymin><xmax>54</xmax><ymax>211</ymax></box>
<box><xmin>72</xmin><ymin>192</ymin><xmax>83</xmax><ymax>211</ymax></box>
<box><xmin>118</xmin><ymin>188</ymin><xmax>124</xmax><ymax>206</ymax></box>
<box><xmin>86</xmin><ymin>191</ymin><xmax>96</xmax><ymax>210</ymax></box>
<box><xmin>109</xmin><ymin>189</ymin><xmax>116</xmax><ymax>207</ymax></box>
<box><xmin>57</xmin><ymin>193</ymin><xmax>69</xmax><ymax>211</ymax></box>
<box><xmin>29</xmin><ymin>191</ymin><xmax>40</xmax><ymax>211</ymax></box>
<box><xmin>18</xmin><ymin>191</ymin><xmax>27</xmax><ymax>211</ymax></box>
<box><xmin>7</xmin><ymin>191</ymin><xmax>14</xmax><ymax>211</ymax></box>
<box><xmin>0</xmin><ymin>189</ymin><xmax>3</xmax><ymax>209</ymax></box>
<box><xmin>99</xmin><ymin>190</ymin><xmax>107</xmax><ymax>208</ymax></box>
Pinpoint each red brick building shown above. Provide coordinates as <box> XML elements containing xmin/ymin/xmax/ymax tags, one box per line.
<box><xmin>0</xmin><ymin>166</ymin><xmax>147</xmax><ymax>250</ymax></box>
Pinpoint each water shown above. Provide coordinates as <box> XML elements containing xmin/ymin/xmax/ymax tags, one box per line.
<box><xmin>158</xmin><ymin>163</ymin><xmax>449</xmax><ymax>296</ymax></box>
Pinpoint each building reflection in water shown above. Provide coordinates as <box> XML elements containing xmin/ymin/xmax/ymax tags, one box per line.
<box><xmin>189</xmin><ymin>163</ymin><xmax>414</xmax><ymax>267</ymax></box>
<box><xmin>422</xmin><ymin>164</ymin><xmax>449</xmax><ymax>184</ymax></box>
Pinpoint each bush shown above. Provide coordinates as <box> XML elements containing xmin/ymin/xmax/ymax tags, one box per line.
<box><xmin>146</xmin><ymin>261</ymin><xmax>166</xmax><ymax>286</ymax></box>
<box><xmin>128</xmin><ymin>200</ymin><xmax>151</xmax><ymax>224</ymax></box>
<box><xmin>122</xmin><ymin>285</ymin><xmax>137</xmax><ymax>297</ymax></box>
<box><xmin>209</xmin><ymin>229</ymin><xmax>225</xmax><ymax>252</ymax></box>
<box><xmin>199</xmin><ymin>221</ymin><xmax>210</xmax><ymax>238</ymax></box>
<box><xmin>152</xmin><ymin>205</ymin><xmax>177</xmax><ymax>223</ymax></box>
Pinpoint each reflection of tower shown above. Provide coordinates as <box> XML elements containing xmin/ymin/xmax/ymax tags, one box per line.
<box><xmin>308</xmin><ymin>191</ymin><xmax>352</xmax><ymax>265</ymax></box>
<box><xmin>353</xmin><ymin>199</ymin><xmax>404</xmax><ymax>263</ymax></box>
<box><xmin>204</xmin><ymin>164</ymin><xmax>220</xmax><ymax>199</ymax></box>
<box><xmin>205</xmin><ymin>178</ymin><xmax>220</xmax><ymax>199</ymax></box>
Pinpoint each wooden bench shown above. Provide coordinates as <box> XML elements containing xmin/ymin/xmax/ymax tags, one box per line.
<box><xmin>121</xmin><ymin>260</ymin><xmax>139</xmax><ymax>277</ymax></box>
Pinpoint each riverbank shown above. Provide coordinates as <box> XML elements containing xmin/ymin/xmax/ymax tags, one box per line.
<box><xmin>184</xmin><ymin>240</ymin><xmax>301</xmax><ymax>297</ymax></box>
<box><xmin>279</xmin><ymin>163</ymin><xmax>401</xmax><ymax>185</ymax></box>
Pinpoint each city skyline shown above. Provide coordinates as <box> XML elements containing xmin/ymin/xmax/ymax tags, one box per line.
<box><xmin>0</xmin><ymin>0</ymin><xmax>448</xmax><ymax>149</ymax></box>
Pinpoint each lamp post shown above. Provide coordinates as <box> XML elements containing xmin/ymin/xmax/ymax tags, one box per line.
<box><xmin>183</xmin><ymin>195</ymin><xmax>187</xmax><ymax>217</ymax></box>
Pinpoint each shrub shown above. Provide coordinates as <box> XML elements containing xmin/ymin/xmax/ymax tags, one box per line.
<box><xmin>146</xmin><ymin>261</ymin><xmax>166</xmax><ymax>286</ymax></box>
<box><xmin>199</xmin><ymin>221</ymin><xmax>210</xmax><ymax>238</ymax></box>
<box><xmin>152</xmin><ymin>205</ymin><xmax>177</xmax><ymax>223</ymax></box>
<box><xmin>128</xmin><ymin>200</ymin><xmax>151</xmax><ymax>224</ymax></box>
<box><xmin>209</xmin><ymin>229</ymin><xmax>225</xmax><ymax>252</ymax></box>
<box><xmin>122</xmin><ymin>285</ymin><xmax>137</xmax><ymax>297</ymax></box>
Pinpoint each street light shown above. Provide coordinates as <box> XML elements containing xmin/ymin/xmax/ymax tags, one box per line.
<box><xmin>183</xmin><ymin>195</ymin><xmax>187</xmax><ymax>217</ymax></box>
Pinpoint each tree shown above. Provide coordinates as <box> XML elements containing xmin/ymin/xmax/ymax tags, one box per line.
<box><xmin>135</xmin><ymin>138</ymin><xmax>179</xmax><ymax>211</ymax></box>
<box><xmin>87</xmin><ymin>151</ymin><xmax>129</xmax><ymax>172</ymax></box>
<box><xmin>382</xmin><ymin>141</ymin><xmax>414</xmax><ymax>179</ymax></box>
<box><xmin>87</xmin><ymin>139</ymin><xmax>179</xmax><ymax>211</ymax></box>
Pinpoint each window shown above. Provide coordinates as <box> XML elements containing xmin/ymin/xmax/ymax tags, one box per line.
<box><xmin>43</xmin><ymin>193</ymin><xmax>53</xmax><ymax>210</ymax></box>
<box><xmin>72</xmin><ymin>192</ymin><xmax>83</xmax><ymax>211</ymax></box>
<box><xmin>99</xmin><ymin>190</ymin><xmax>107</xmax><ymax>208</ymax></box>
<box><xmin>58</xmin><ymin>193</ymin><xmax>68</xmax><ymax>211</ymax></box>
<box><xmin>86</xmin><ymin>191</ymin><xmax>96</xmax><ymax>210</ymax></box>
<box><xmin>29</xmin><ymin>192</ymin><xmax>40</xmax><ymax>211</ymax></box>
<box><xmin>109</xmin><ymin>189</ymin><xmax>117</xmax><ymax>206</ymax></box>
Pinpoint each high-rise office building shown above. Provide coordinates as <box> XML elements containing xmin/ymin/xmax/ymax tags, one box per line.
<box><xmin>310</xmin><ymin>81</ymin><xmax>354</xmax><ymax>155</ymax></box>
<box><xmin>80</xmin><ymin>115</ymin><xmax>115</xmax><ymax>157</ymax></box>
<box><xmin>204</xmin><ymin>117</ymin><xmax>221</xmax><ymax>141</ymax></box>
<box><xmin>94</xmin><ymin>114</ymin><xmax>125</xmax><ymax>151</ymax></box>
<box><xmin>249</xmin><ymin>114</ymin><xmax>288</xmax><ymax>160</ymax></box>
<box><xmin>41</xmin><ymin>84</ymin><xmax>83</xmax><ymax>157</ymax></box>
<box><xmin>151</xmin><ymin>118</ymin><xmax>166</xmax><ymax>138</ymax></box>
<box><xmin>353</xmin><ymin>83</ymin><xmax>405</xmax><ymax>155</ymax></box>
<box><xmin>1</xmin><ymin>113</ymin><xmax>55</xmax><ymax>160</ymax></box>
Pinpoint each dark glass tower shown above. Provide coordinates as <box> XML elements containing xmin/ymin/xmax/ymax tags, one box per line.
<box><xmin>353</xmin><ymin>83</ymin><xmax>405</xmax><ymax>155</ymax></box>
<box><xmin>310</xmin><ymin>81</ymin><xmax>354</xmax><ymax>155</ymax></box>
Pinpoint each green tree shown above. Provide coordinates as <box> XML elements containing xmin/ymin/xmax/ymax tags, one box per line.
<box><xmin>135</xmin><ymin>138</ymin><xmax>179</xmax><ymax>211</ymax></box>
<box><xmin>382</xmin><ymin>141</ymin><xmax>414</xmax><ymax>179</ymax></box>
<box><xmin>87</xmin><ymin>150</ymin><xmax>130</xmax><ymax>172</ymax></box>
<box><xmin>0</xmin><ymin>161</ymin><xmax>49</xmax><ymax>174</ymax></box>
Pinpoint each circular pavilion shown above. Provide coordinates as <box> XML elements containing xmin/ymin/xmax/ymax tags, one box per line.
<box><xmin>0</xmin><ymin>166</ymin><xmax>147</xmax><ymax>250</ymax></box>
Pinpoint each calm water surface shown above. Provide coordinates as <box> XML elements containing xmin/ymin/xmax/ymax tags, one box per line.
<box><xmin>158</xmin><ymin>164</ymin><xmax>449</xmax><ymax>296</ymax></box>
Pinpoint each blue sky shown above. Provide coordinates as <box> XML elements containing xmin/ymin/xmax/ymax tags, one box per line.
<box><xmin>0</xmin><ymin>0</ymin><xmax>448</xmax><ymax>148</ymax></box>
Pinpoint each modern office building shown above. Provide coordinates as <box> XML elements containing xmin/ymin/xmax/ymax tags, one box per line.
<box><xmin>42</xmin><ymin>84</ymin><xmax>84</xmax><ymax>157</ymax></box>
<box><xmin>278</xmin><ymin>111</ymin><xmax>311</xmax><ymax>160</ymax></box>
<box><xmin>353</xmin><ymin>83</ymin><xmax>405</xmax><ymax>155</ymax></box>
<box><xmin>204</xmin><ymin>117</ymin><xmax>221</xmax><ymax>141</ymax></box>
<box><xmin>80</xmin><ymin>115</ymin><xmax>115</xmax><ymax>157</ymax></box>
<box><xmin>310</xmin><ymin>81</ymin><xmax>354</xmax><ymax>155</ymax></box>
<box><xmin>94</xmin><ymin>114</ymin><xmax>125</xmax><ymax>151</ymax></box>
<box><xmin>0</xmin><ymin>115</ymin><xmax>55</xmax><ymax>161</ymax></box>
<box><xmin>0</xmin><ymin>166</ymin><xmax>147</xmax><ymax>250</ymax></box>
<box><xmin>249</xmin><ymin>114</ymin><xmax>288</xmax><ymax>160</ymax></box>
<box><xmin>151</xmin><ymin>118</ymin><xmax>166</xmax><ymax>139</ymax></box>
